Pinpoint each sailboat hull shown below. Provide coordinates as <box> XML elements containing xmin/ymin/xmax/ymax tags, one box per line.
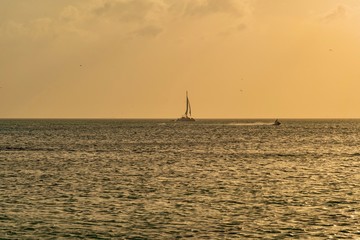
<box><xmin>176</xmin><ymin>117</ymin><xmax>195</xmax><ymax>122</ymax></box>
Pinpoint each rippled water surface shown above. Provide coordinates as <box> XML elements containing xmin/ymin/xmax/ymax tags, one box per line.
<box><xmin>1</xmin><ymin>119</ymin><xmax>360</xmax><ymax>239</ymax></box>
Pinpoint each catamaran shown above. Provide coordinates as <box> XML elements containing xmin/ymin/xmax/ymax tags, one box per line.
<box><xmin>177</xmin><ymin>91</ymin><xmax>195</xmax><ymax>121</ymax></box>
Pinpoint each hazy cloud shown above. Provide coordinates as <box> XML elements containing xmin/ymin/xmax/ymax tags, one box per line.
<box><xmin>237</xmin><ymin>23</ymin><xmax>247</xmax><ymax>31</ymax></box>
<box><xmin>0</xmin><ymin>18</ymin><xmax>55</xmax><ymax>41</ymax></box>
<box><xmin>31</xmin><ymin>18</ymin><xmax>54</xmax><ymax>38</ymax></box>
<box><xmin>3</xmin><ymin>0</ymin><xmax>360</xmax><ymax>118</ymax></box>
<box><xmin>0</xmin><ymin>21</ymin><xmax>27</xmax><ymax>39</ymax></box>
<box><xmin>322</xmin><ymin>5</ymin><xmax>347</xmax><ymax>22</ymax></box>
<box><xmin>134</xmin><ymin>25</ymin><xmax>163</xmax><ymax>37</ymax></box>
<box><xmin>168</xmin><ymin>0</ymin><xmax>243</xmax><ymax>17</ymax></box>
<box><xmin>92</xmin><ymin>0</ymin><xmax>156</xmax><ymax>22</ymax></box>
<box><xmin>60</xmin><ymin>5</ymin><xmax>81</xmax><ymax>22</ymax></box>
<box><xmin>0</xmin><ymin>0</ymin><xmax>162</xmax><ymax>42</ymax></box>
<box><xmin>186</xmin><ymin>0</ymin><xmax>240</xmax><ymax>16</ymax></box>
<box><xmin>0</xmin><ymin>0</ymin><xmax>252</xmax><ymax>42</ymax></box>
<box><xmin>218</xmin><ymin>23</ymin><xmax>247</xmax><ymax>37</ymax></box>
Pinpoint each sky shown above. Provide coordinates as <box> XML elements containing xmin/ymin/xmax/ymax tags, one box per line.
<box><xmin>1</xmin><ymin>0</ymin><xmax>360</xmax><ymax>118</ymax></box>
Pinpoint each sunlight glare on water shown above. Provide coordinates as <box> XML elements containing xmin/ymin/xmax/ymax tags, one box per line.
<box><xmin>1</xmin><ymin>119</ymin><xmax>360</xmax><ymax>239</ymax></box>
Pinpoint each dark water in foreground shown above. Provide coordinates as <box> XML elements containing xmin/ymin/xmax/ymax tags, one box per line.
<box><xmin>1</xmin><ymin>119</ymin><xmax>360</xmax><ymax>239</ymax></box>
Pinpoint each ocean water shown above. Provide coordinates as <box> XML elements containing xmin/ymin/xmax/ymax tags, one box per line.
<box><xmin>1</xmin><ymin>119</ymin><xmax>360</xmax><ymax>239</ymax></box>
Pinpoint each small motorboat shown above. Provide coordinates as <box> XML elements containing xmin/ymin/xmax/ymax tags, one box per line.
<box><xmin>273</xmin><ymin>119</ymin><xmax>281</xmax><ymax>126</ymax></box>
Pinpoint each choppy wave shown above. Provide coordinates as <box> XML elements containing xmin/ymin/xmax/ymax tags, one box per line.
<box><xmin>1</xmin><ymin>119</ymin><xmax>360</xmax><ymax>239</ymax></box>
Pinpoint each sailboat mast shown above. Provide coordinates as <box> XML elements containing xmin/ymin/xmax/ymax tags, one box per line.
<box><xmin>188</xmin><ymin>100</ymin><xmax>192</xmax><ymax>116</ymax></box>
<box><xmin>185</xmin><ymin>91</ymin><xmax>189</xmax><ymax>117</ymax></box>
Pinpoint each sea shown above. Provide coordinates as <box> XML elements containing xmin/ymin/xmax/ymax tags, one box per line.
<box><xmin>1</xmin><ymin>119</ymin><xmax>360</xmax><ymax>239</ymax></box>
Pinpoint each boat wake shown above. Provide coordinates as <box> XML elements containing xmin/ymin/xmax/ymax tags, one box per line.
<box><xmin>227</xmin><ymin>122</ymin><xmax>275</xmax><ymax>126</ymax></box>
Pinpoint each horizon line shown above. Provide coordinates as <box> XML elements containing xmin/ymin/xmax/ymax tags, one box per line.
<box><xmin>1</xmin><ymin>117</ymin><xmax>360</xmax><ymax>120</ymax></box>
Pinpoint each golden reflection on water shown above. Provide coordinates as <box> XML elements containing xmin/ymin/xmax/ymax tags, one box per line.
<box><xmin>1</xmin><ymin>119</ymin><xmax>360</xmax><ymax>239</ymax></box>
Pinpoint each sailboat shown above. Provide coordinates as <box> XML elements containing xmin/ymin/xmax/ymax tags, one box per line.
<box><xmin>176</xmin><ymin>91</ymin><xmax>195</xmax><ymax>121</ymax></box>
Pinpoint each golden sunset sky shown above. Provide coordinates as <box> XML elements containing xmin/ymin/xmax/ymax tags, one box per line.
<box><xmin>1</xmin><ymin>0</ymin><xmax>360</xmax><ymax>118</ymax></box>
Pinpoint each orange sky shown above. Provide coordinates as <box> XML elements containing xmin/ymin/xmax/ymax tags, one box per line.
<box><xmin>1</xmin><ymin>0</ymin><xmax>360</xmax><ymax>118</ymax></box>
